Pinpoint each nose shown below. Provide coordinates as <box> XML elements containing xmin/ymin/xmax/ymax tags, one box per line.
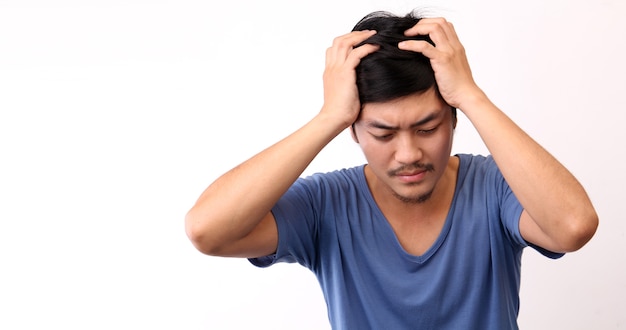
<box><xmin>394</xmin><ymin>133</ymin><xmax>423</xmax><ymax>165</ymax></box>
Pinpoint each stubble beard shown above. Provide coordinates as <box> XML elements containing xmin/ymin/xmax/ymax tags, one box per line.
<box><xmin>387</xmin><ymin>162</ymin><xmax>436</xmax><ymax>204</ymax></box>
<box><xmin>392</xmin><ymin>186</ymin><xmax>434</xmax><ymax>204</ymax></box>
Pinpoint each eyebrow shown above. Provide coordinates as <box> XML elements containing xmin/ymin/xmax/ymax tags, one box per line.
<box><xmin>365</xmin><ymin>112</ymin><xmax>441</xmax><ymax>130</ymax></box>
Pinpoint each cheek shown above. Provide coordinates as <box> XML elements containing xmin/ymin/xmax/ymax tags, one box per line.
<box><xmin>359</xmin><ymin>140</ymin><xmax>391</xmax><ymax>163</ymax></box>
<box><xmin>438</xmin><ymin>131</ymin><xmax>455</xmax><ymax>158</ymax></box>
<box><xmin>423</xmin><ymin>129</ymin><xmax>454</xmax><ymax>158</ymax></box>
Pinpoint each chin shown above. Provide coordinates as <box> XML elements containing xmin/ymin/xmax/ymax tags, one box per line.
<box><xmin>392</xmin><ymin>189</ymin><xmax>434</xmax><ymax>204</ymax></box>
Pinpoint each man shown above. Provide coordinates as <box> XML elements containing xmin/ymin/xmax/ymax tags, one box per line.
<box><xmin>185</xmin><ymin>10</ymin><xmax>598</xmax><ymax>329</ymax></box>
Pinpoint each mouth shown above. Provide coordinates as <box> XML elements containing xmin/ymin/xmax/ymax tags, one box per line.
<box><xmin>388</xmin><ymin>163</ymin><xmax>434</xmax><ymax>184</ymax></box>
<box><xmin>395</xmin><ymin>170</ymin><xmax>427</xmax><ymax>183</ymax></box>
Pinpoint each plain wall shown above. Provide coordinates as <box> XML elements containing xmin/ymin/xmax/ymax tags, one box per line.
<box><xmin>1</xmin><ymin>0</ymin><xmax>624</xmax><ymax>329</ymax></box>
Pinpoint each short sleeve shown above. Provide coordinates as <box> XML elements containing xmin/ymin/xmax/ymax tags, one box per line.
<box><xmin>487</xmin><ymin>156</ymin><xmax>564</xmax><ymax>259</ymax></box>
<box><xmin>248</xmin><ymin>176</ymin><xmax>320</xmax><ymax>269</ymax></box>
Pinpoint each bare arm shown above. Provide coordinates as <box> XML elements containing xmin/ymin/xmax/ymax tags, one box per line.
<box><xmin>185</xmin><ymin>30</ymin><xmax>379</xmax><ymax>258</ymax></box>
<box><xmin>400</xmin><ymin>18</ymin><xmax>598</xmax><ymax>252</ymax></box>
<box><xmin>457</xmin><ymin>90</ymin><xmax>597</xmax><ymax>253</ymax></box>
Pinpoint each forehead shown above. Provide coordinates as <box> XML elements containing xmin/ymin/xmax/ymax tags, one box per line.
<box><xmin>359</xmin><ymin>89</ymin><xmax>449</xmax><ymax>125</ymax></box>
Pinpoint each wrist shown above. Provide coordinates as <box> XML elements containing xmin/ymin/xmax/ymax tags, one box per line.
<box><xmin>456</xmin><ymin>88</ymin><xmax>490</xmax><ymax>116</ymax></box>
<box><xmin>318</xmin><ymin>105</ymin><xmax>358</xmax><ymax>133</ymax></box>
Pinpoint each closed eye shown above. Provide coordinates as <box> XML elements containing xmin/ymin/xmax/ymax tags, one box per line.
<box><xmin>417</xmin><ymin>125</ymin><xmax>439</xmax><ymax>135</ymax></box>
<box><xmin>373</xmin><ymin>133</ymin><xmax>393</xmax><ymax>141</ymax></box>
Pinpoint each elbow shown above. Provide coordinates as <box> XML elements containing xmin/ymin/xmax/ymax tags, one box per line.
<box><xmin>184</xmin><ymin>209</ymin><xmax>224</xmax><ymax>256</ymax></box>
<box><xmin>557</xmin><ymin>211</ymin><xmax>599</xmax><ymax>252</ymax></box>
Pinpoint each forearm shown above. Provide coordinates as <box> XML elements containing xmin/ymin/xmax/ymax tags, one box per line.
<box><xmin>185</xmin><ymin>112</ymin><xmax>347</xmax><ymax>252</ymax></box>
<box><xmin>461</xmin><ymin>90</ymin><xmax>597</xmax><ymax>250</ymax></box>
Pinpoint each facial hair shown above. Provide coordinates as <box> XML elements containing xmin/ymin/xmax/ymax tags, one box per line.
<box><xmin>387</xmin><ymin>162</ymin><xmax>435</xmax><ymax>204</ymax></box>
<box><xmin>392</xmin><ymin>188</ymin><xmax>434</xmax><ymax>204</ymax></box>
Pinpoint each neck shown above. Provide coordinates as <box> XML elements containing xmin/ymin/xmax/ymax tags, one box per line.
<box><xmin>366</xmin><ymin>156</ymin><xmax>459</xmax><ymax>218</ymax></box>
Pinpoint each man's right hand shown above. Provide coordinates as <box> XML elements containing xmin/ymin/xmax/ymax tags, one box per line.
<box><xmin>185</xmin><ymin>30</ymin><xmax>380</xmax><ymax>259</ymax></box>
<box><xmin>321</xmin><ymin>30</ymin><xmax>379</xmax><ymax>128</ymax></box>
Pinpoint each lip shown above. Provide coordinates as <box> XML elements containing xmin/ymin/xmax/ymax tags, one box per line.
<box><xmin>395</xmin><ymin>170</ymin><xmax>427</xmax><ymax>183</ymax></box>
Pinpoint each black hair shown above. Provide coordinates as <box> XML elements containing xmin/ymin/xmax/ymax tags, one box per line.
<box><xmin>352</xmin><ymin>10</ymin><xmax>457</xmax><ymax>122</ymax></box>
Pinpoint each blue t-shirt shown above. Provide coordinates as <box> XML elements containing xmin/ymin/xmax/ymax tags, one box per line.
<box><xmin>250</xmin><ymin>154</ymin><xmax>562</xmax><ymax>329</ymax></box>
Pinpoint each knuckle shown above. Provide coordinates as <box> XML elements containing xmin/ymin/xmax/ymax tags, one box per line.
<box><xmin>332</xmin><ymin>35</ymin><xmax>346</xmax><ymax>47</ymax></box>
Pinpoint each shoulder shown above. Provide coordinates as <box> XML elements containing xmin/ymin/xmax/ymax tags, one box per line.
<box><xmin>283</xmin><ymin>165</ymin><xmax>368</xmax><ymax>202</ymax></box>
<box><xmin>307</xmin><ymin>165</ymin><xmax>366</xmax><ymax>178</ymax></box>
<box><xmin>456</xmin><ymin>153</ymin><xmax>498</xmax><ymax>180</ymax></box>
<box><xmin>456</xmin><ymin>153</ymin><xmax>494</xmax><ymax>168</ymax></box>
<box><xmin>455</xmin><ymin>153</ymin><xmax>511</xmax><ymax>198</ymax></box>
<box><xmin>301</xmin><ymin>165</ymin><xmax>367</xmax><ymax>187</ymax></box>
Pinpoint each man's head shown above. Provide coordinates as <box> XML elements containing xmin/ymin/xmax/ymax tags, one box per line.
<box><xmin>352</xmin><ymin>11</ymin><xmax>437</xmax><ymax>104</ymax></box>
<box><xmin>350</xmin><ymin>11</ymin><xmax>458</xmax><ymax>204</ymax></box>
<box><xmin>352</xmin><ymin>10</ymin><xmax>456</xmax><ymax>120</ymax></box>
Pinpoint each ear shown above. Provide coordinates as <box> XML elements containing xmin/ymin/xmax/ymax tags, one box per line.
<box><xmin>350</xmin><ymin>123</ymin><xmax>360</xmax><ymax>143</ymax></box>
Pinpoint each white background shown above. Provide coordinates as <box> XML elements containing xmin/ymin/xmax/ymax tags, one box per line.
<box><xmin>1</xmin><ymin>0</ymin><xmax>624</xmax><ymax>329</ymax></box>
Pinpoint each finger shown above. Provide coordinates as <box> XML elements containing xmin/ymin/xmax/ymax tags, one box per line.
<box><xmin>327</xmin><ymin>30</ymin><xmax>377</xmax><ymax>65</ymax></box>
<box><xmin>403</xmin><ymin>17</ymin><xmax>448</xmax><ymax>36</ymax></box>
<box><xmin>346</xmin><ymin>43</ymin><xmax>380</xmax><ymax>68</ymax></box>
<box><xmin>404</xmin><ymin>18</ymin><xmax>454</xmax><ymax>47</ymax></box>
<box><xmin>423</xmin><ymin>19</ymin><xmax>459</xmax><ymax>46</ymax></box>
<box><xmin>330</xmin><ymin>30</ymin><xmax>377</xmax><ymax>54</ymax></box>
<box><xmin>398</xmin><ymin>39</ymin><xmax>438</xmax><ymax>59</ymax></box>
<box><xmin>443</xmin><ymin>21</ymin><xmax>460</xmax><ymax>43</ymax></box>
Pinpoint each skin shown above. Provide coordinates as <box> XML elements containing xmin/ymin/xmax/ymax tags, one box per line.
<box><xmin>351</xmin><ymin>89</ymin><xmax>459</xmax><ymax>255</ymax></box>
<box><xmin>353</xmin><ymin>88</ymin><xmax>456</xmax><ymax>206</ymax></box>
<box><xmin>185</xmin><ymin>18</ymin><xmax>598</xmax><ymax>259</ymax></box>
